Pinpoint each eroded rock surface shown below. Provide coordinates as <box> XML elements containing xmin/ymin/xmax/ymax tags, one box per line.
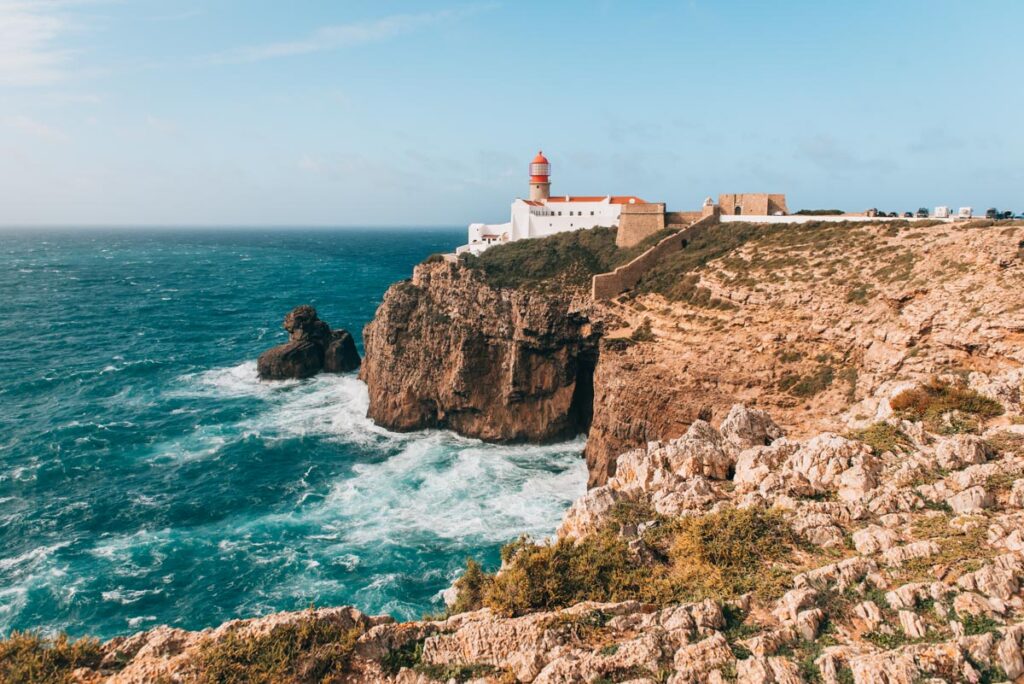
<box><xmin>63</xmin><ymin>398</ymin><xmax>1024</xmax><ymax>683</ymax></box>
<box><xmin>360</xmin><ymin>260</ymin><xmax>602</xmax><ymax>453</ymax></box>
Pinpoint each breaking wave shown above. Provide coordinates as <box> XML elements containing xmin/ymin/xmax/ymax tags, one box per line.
<box><xmin>0</xmin><ymin>227</ymin><xmax>584</xmax><ymax>639</ymax></box>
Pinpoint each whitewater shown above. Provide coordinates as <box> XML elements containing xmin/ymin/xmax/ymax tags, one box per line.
<box><xmin>0</xmin><ymin>228</ymin><xmax>586</xmax><ymax>639</ymax></box>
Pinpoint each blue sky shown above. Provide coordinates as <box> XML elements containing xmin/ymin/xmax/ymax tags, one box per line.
<box><xmin>1</xmin><ymin>0</ymin><xmax>1021</xmax><ymax>226</ymax></box>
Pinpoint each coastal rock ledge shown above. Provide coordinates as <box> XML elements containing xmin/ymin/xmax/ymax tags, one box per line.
<box><xmin>360</xmin><ymin>260</ymin><xmax>601</xmax><ymax>444</ymax></box>
<box><xmin>258</xmin><ymin>305</ymin><xmax>360</xmax><ymax>380</ymax></box>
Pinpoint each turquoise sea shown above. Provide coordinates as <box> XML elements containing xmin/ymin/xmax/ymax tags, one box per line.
<box><xmin>0</xmin><ymin>228</ymin><xmax>586</xmax><ymax>640</ymax></box>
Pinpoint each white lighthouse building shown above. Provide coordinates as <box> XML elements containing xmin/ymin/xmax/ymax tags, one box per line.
<box><xmin>456</xmin><ymin>151</ymin><xmax>648</xmax><ymax>255</ymax></box>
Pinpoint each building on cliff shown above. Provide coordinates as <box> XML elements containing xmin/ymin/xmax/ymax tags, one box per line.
<box><xmin>455</xmin><ymin>151</ymin><xmax>799</xmax><ymax>254</ymax></box>
<box><xmin>456</xmin><ymin>151</ymin><xmax>653</xmax><ymax>256</ymax></box>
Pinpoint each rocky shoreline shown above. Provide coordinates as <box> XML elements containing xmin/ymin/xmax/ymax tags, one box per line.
<box><xmin>7</xmin><ymin>220</ymin><xmax>1024</xmax><ymax>684</ymax></box>
<box><xmin>35</xmin><ymin>384</ymin><xmax>1024</xmax><ymax>683</ymax></box>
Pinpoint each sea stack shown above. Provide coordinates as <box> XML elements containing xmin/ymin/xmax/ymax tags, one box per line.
<box><xmin>257</xmin><ymin>305</ymin><xmax>360</xmax><ymax>380</ymax></box>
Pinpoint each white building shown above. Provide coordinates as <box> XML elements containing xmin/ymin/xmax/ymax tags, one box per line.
<box><xmin>456</xmin><ymin>151</ymin><xmax>647</xmax><ymax>255</ymax></box>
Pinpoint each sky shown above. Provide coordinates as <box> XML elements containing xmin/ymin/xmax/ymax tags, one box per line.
<box><xmin>1</xmin><ymin>0</ymin><xmax>1022</xmax><ymax>227</ymax></box>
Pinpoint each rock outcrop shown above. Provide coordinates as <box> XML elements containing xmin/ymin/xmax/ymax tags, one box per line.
<box><xmin>360</xmin><ymin>260</ymin><xmax>602</xmax><ymax>449</ymax></box>
<box><xmin>361</xmin><ymin>222</ymin><xmax>1024</xmax><ymax>489</ymax></box>
<box><xmin>57</xmin><ymin>399</ymin><xmax>1024</xmax><ymax>684</ymax></box>
<box><xmin>257</xmin><ymin>305</ymin><xmax>360</xmax><ymax>380</ymax></box>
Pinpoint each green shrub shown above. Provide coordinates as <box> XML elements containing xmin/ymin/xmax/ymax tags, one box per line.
<box><xmin>845</xmin><ymin>283</ymin><xmax>873</xmax><ymax>304</ymax></box>
<box><xmin>862</xmin><ymin>629</ymin><xmax>908</xmax><ymax>649</ymax></box>
<box><xmin>630</xmin><ymin>317</ymin><xmax>655</xmax><ymax>342</ymax></box>
<box><xmin>381</xmin><ymin>638</ymin><xmax>424</xmax><ymax>675</ymax></box>
<box><xmin>891</xmin><ymin>378</ymin><xmax>1003</xmax><ymax>432</ymax></box>
<box><xmin>459</xmin><ymin>227</ymin><xmax>654</xmax><ymax>291</ymax></box>
<box><xmin>959</xmin><ymin>613</ymin><xmax>1001</xmax><ymax>636</ymax></box>
<box><xmin>668</xmin><ymin>507</ymin><xmax>792</xmax><ymax>600</ymax></box>
<box><xmin>778</xmin><ymin>364</ymin><xmax>834</xmax><ymax>398</ymax></box>
<box><xmin>795</xmin><ymin>209</ymin><xmax>844</xmax><ymax>216</ymax></box>
<box><xmin>449</xmin><ymin>559</ymin><xmax>490</xmax><ymax>614</ymax></box>
<box><xmin>484</xmin><ymin>528</ymin><xmax>653</xmax><ymax>616</ymax></box>
<box><xmin>849</xmin><ymin>422</ymin><xmax>912</xmax><ymax>455</ymax></box>
<box><xmin>466</xmin><ymin>506</ymin><xmax>793</xmax><ymax>617</ymax></box>
<box><xmin>0</xmin><ymin>631</ymin><xmax>104</xmax><ymax>684</ymax></box>
<box><xmin>195</xmin><ymin>612</ymin><xmax>362</xmax><ymax>683</ymax></box>
<box><xmin>421</xmin><ymin>253</ymin><xmax>447</xmax><ymax>265</ymax></box>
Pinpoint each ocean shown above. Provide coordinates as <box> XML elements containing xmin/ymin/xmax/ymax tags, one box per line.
<box><xmin>0</xmin><ymin>228</ymin><xmax>586</xmax><ymax>640</ymax></box>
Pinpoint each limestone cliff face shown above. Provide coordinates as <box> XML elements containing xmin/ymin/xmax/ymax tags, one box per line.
<box><xmin>359</xmin><ymin>260</ymin><xmax>602</xmax><ymax>444</ymax></box>
<box><xmin>362</xmin><ymin>222</ymin><xmax>1024</xmax><ymax>490</ymax></box>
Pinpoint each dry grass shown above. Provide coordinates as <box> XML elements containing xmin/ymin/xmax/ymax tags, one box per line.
<box><xmin>0</xmin><ymin>632</ymin><xmax>104</xmax><ymax>684</ymax></box>
<box><xmin>849</xmin><ymin>422</ymin><xmax>912</xmax><ymax>455</ymax></box>
<box><xmin>891</xmin><ymin>378</ymin><xmax>1003</xmax><ymax>433</ymax></box>
<box><xmin>452</xmin><ymin>507</ymin><xmax>794</xmax><ymax>618</ymax></box>
<box><xmin>194</xmin><ymin>612</ymin><xmax>362</xmax><ymax>683</ymax></box>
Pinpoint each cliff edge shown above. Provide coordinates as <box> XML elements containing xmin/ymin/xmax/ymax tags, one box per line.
<box><xmin>359</xmin><ymin>258</ymin><xmax>601</xmax><ymax>444</ymax></box>
<box><xmin>361</xmin><ymin>220</ymin><xmax>1024</xmax><ymax>489</ymax></box>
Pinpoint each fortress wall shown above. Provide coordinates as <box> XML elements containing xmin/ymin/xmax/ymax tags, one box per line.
<box><xmin>665</xmin><ymin>211</ymin><xmax>702</xmax><ymax>225</ymax></box>
<box><xmin>719</xmin><ymin>193</ymin><xmax>788</xmax><ymax>216</ymax></box>
<box><xmin>593</xmin><ymin>213</ymin><xmax>720</xmax><ymax>300</ymax></box>
<box><xmin>615</xmin><ymin>203</ymin><xmax>666</xmax><ymax>248</ymax></box>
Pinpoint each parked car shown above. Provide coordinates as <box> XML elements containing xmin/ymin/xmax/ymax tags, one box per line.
<box><xmin>903</xmin><ymin>211</ymin><xmax>913</xmax><ymax>218</ymax></box>
<box><xmin>916</xmin><ymin>208</ymin><xmax>929</xmax><ymax>218</ymax></box>
<box><xmin>985</xmin><ymin>208</ymin><xmax>999</xmax><ymax>219</ymax></box>
<box><xmin>1001</xmin><ymin>210</ymin><xmax>1013</xmax><ymax>220</ymax></box>
<box><xmin>934</xmin><ymin>206</ymin><xmax>950</xmax><ymax>218</ymax></box>
<box><xmin>958</xmin><ymin>207</ymin><xmax>973</xmax><ymax>219</ymax></box>
<box><xmin>888</xmin><ymin>212</ymin><xmax>899</xmax><ymax>218</ymax></box>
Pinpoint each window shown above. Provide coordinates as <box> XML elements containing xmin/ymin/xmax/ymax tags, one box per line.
<box><xmin>558</xmin><ymin>211</ymin><xmax>562</xmax><ymax>216</ymax></box>
<box><xmin>590</xmin><ymin>211</ymin><xmax>594</xmax><ymax>216</ymax></box>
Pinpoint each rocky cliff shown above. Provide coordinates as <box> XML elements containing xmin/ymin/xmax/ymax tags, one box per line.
<box><xmin>584</xmin><ymin>220</ymin><xmax>1024</xmax><ymax>485</ymax></box>
<box><xmin>359</xmin><ymin>259</ymin><xmax>601</xmax><ymax>445</ymax></box>
<box><xmin>361</xmin><ymin>221</ymin><xmax>1024</xmax><ymax>489</ymax></box>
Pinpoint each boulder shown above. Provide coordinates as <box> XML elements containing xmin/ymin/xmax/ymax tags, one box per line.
<box><xmin>257</xmin><ymin>306</ymin><xmax>360</xmax><ymax>380</ymax></box>
<box><xmin>947</xmin><ymin>486</ymin><xmax>993</xmax><ymax>515</ymax></box>
<box><xmin>934</xmin><ymin>434</ymin><xmax>992</xmax><ymax>470</ymax></box>
<box><xmin>323</xmin><ymin>329</ymin><xmax>361</xmax><ymax>373</ymax></box>
<box><xmin>719</xmin><ymin>404</ymin><xmax>784</xmax><ymax>450</ymax></box>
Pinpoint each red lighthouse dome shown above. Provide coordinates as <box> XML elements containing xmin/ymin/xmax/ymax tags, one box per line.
<box><xmin>529</xmin><ymin>150</ymin><xmax>550</xmax><ymax>182</ymax></box>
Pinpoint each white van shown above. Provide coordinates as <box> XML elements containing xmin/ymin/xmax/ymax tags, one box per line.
<box><xmin>957</xmin><ymin>207</ymin><xmax>973</xmax><ymax>219</ymax></box>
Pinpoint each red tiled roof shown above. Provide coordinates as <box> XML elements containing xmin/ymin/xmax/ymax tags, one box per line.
<box><xmin>544</xmin><ymin>196</ymin><xmax>646</xmax><ymax>204</ymax></box>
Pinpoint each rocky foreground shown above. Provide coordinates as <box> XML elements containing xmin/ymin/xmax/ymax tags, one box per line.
<box><xmin>21</xmin><ymin>371</ymin><xmax>1024</xmax><ymax>683</ymax></box>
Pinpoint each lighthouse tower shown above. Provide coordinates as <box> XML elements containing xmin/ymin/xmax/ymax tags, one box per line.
<box><xmin>529</xmin><ymin>150</ymin><xmax>551</xmax><ymax>201</ymax></box>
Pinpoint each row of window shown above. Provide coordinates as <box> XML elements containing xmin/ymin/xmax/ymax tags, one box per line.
<box><xmin>534</xmin><ymin>210</ymin><xmax>598</xmax><ymax>217</ymax></box>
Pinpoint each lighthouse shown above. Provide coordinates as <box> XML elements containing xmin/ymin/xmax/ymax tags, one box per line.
<box><xmin>457</xmin><ymin>150</ymin><xmax>649</xmax><ymax>255</ymax></box>
<box><xmin>529</xmin><ymin>150</ymin><xmax>551</xmax><ymax>201</ymax></box>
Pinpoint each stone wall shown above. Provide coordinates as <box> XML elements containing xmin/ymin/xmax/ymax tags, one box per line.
<box><xmin>592</xmin><ymin>214</ymin><xmax>720</xmax><ymax>300</ymax></box>
<box><xmin>665</xmin><ymin>211</ymin><xmax>702</xmax><ymax>225</ymax></box>
<box><xmin>719</xmin><ymin>193</ymin><xmax>788</xmax><ymax>216</ymax></box>
<box><xmin>615</xmin><ymin>202</ymin><xmax>666</xmax><ymax>248</ymax></box>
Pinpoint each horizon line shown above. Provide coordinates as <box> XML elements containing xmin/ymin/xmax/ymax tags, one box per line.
<box><xmin>0</xmin><ymin>224</ymin><xmax>466</xmax><ymax>230</ymax></box>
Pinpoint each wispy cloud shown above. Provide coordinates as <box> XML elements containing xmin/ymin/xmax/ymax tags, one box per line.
<box><xmin>0</xmin><ymin>1</ymin><xmax>75</xmax><ymax>86</ymax></box>
<box><xmin>204</xmin><ymin>5</ymin><xmax>494</xmax><ymax>65</ymax></box>
<box><xmin>3</xmin><ymin>114</ymin><xmax>69</xmax><ymax>142</ymax></box>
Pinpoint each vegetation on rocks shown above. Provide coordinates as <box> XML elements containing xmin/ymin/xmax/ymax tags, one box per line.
<box><xmin>0</xmin><ymin>631</ymin><xmax>104</xmax><ymax>684</ymax></box>
<box><xmin>890</xmin><ymin>377</ymin><xmax>1004</xmax><ymax>433</ymax></box>
<box><xmin>194</xmin><ymin>612</ymin><xmax>362</xmax><ymax>683</ymax></box>
<box><xmin>458</xmin><ymin>226</ymin><xmax>662</xmax><ymax>291</ymax></box>
<box><xmin>849</xmin><ymin>421</ymin><xmax>912</xmax><ymax>455</ymax></box>
<box><xmin>452</xmin><ymin>506</ymin><xmax>793</xmax><ymax>617</ymax></box>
